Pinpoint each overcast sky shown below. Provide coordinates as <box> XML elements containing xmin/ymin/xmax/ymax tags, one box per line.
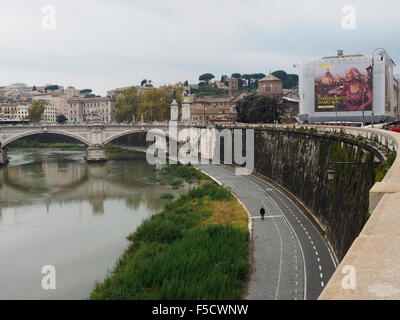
<box><xmin>0</xmin><ymin>0</ymin><xmax>399</xmax><ymax>95</ymax></box>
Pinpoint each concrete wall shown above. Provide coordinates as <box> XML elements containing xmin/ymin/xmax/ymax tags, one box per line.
<box><xmin>221</xmin><ymin>123</ymin><xmax>400</xmax><ymax>299</ymax></box>
<box><xmin>231</xmin><ymin>126</ymin><xmax>384</xmax><ymax>260</ymax></box>
<box><xmin>318</xmin><ymin>127</ymin><xmax>400</xmax><ymax>300</ymax></box>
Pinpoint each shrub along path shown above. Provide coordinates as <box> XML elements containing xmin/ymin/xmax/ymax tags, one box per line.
<box><xmin>90</xmin><ymin>164</ymin><xmax>250</xmax><ymax>300</ymax></box>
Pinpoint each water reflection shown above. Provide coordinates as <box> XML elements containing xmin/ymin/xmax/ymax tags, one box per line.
<box><xmin>0</xmin><ymin>149</ymin><xmax>193</xmax><ymax>299</ymax></box>
<box><xmin>0</xmin><ymin>149</ymin><xmax>183</xmax><ymax>216</ymax></box>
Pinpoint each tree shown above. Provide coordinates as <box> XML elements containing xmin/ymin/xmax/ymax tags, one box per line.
<box><xmin>115</xmin><ymin>87</ymin><xmax>140</xmax><ymax>123</ymax></box>
<box><xmin>45</xmin><ymin>85</ymin><xmax>59</xmax><ymax>92</ymax></box>
<box><xmin>141</xmin><ymin>79</ymin><xmax>147</xmax><ymax>86</ymax></box>
<box><xmin>56</xmin><ymin>114</ymin><xmax>67</xmax><ymax>124</ymax></box>
<box><xmin>137</xmin><ymin>85</ymin><xmax>183</xmax><ymax>122</ymax></box>
<box><xmin>272</xmin><ymin>70</ymin><xmax>298</xmax><ymax>89</ymax></box>
<box><xmin>199</xmin><ymin>73</ymin><xmax>215</xmax><ymax>83</ymax></box>
<box><xmin>251</xmin><ymin>73</ymin><xmax>266</xmax><ymax>89</ymax></box>
<box><xmin>231</xmin><ymin>73</ymin><xmax>241</xmax><ymax>79</ymax></box>
<box><xmin>241</xmin><ymin>74</ymin><xmax>252</xmax><ymax>87</ymax></box>
<box><xmin>184</xmin><ymin>80</ymin><xmax>189</xmax><ymax>86</ymax></box>
<box><xmin>28</xmin><ymin>101</ymin><xmax>46</xmax><ymax>123</ymax></box>
<box><xmin>236</xmin><ymin>94</ymin><xmax>280</xmax><ymax>124</ymax></box>
<box><xmin>221</xmin><ymin>75</ymin><xmax>229</xmax><ymax>85</ymax></box>
<box><xmin>32</xmin><ymin>85</ymin><xmax>37</xmax><ymax>91</ymax></box>
<box><xmin>80</xmin><ymin>89</ymin><xmax>93</xmax><ymax>94</ymax></box>
<box><xmin>271</xmin><ymin>70</ymin><xmax>287</xmax><ymax>80</ymax></box>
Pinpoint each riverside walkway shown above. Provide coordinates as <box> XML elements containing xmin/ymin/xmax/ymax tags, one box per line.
<box><xmin>198</xmin><ymin>164</ymin><xmax>336</xmax><ymax>300</ymax></box>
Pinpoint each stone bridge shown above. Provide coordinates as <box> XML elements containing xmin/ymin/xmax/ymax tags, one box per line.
<box><xmin>0</xmin><ymin>122</ymin><xmax>215</xmax><ymax>165</ymax></box>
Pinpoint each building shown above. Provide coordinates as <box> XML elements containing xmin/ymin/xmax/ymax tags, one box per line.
<box><xmin>107</xmin><ymin>86</ymin><xmax>153</xmax><ymax>100</ymax></box>
<box><xmin>215</xmin><ymin>81</ymin><xmax>228</xmax><ymax>90</ymax></box>
<box><xmin>189</xmin><ymin>93</ymin><xmax>247</xmax><ymax>122</ymax></box>
<box><xmin>258</xmin><ymin>73</ymin><xmax>283</xmax><ymax>97</ymax></box>
<box><xmin>66</xmin><ymin>97</ymin><xmax>116</xmax><ymax>123</ymax></box>
<box><xmin>298</xmin><ymin>50</ymin><xmax>398</xmax><ymax>124</ymax></box>
<box><xmin>281</xmin><ymin>90</ymin><xmax>300</xmax><ymax>123</ymax></box>
<box><xmin>228</xmin><ymin>77</ymin><xmax>239</xmax><ymax>97</ymax></box>
<box><xmin>0</xmin><ymin>103</ymin><xmax>18</xmax><ymax>119</ymax></box>
<box><xmin>17</xmin><ymin>104</ymin><xmax>57</xmax><ymax>123</ymax></box>
<box><xmin>64</xmin><ymin>86</ymin><xmax>84</xmax><ymax>98</ymax></box>
<box><xmin>33</xmin><ymin>94</ymin><xmax>68</xmax><ymax>115</ymax></box>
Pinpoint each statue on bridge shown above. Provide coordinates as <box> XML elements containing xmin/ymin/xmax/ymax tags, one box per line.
<box><xmin>88</xmin><ymin>110</ymin><xmax>103</xmax><ymax>125</ymax></box>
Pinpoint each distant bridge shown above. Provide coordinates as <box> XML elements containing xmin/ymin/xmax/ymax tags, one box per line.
<box><xmin>0</xmin><ymin>122</ymin><xmax>214</xmax><ymax>165</ymax></box>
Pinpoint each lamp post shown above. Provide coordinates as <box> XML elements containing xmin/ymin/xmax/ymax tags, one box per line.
<box><xmin>326</xmin><ymin>160</ymin><xmax>381</xmax><ymax>181</ymax></box>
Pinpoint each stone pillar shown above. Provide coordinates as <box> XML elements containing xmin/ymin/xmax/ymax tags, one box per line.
<box><xmin>170</xmin><ymin>99</ymin><xmax>179</xmax><ymax>122</ymax></box>
<box><xmin>181</xmin><ymin>96</ymin><xmax>191</xmax><ymax>122</ymax></box>
<box><xmin>86</xmin><ymin>145</ymin><xmax>106</xmax><ymax>162</ymax></box>
<box><xmin>0</xmin><ymin>148</ymin><xmax>8</xmax><ymax>166</ymax></box>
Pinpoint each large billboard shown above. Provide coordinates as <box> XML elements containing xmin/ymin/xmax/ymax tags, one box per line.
<box><xmin>314</xmin><ymin>62</ymin><xmax>373</xmax><ymax>112</ymax></box>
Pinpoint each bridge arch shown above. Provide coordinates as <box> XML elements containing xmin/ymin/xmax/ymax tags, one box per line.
<box><xmin>1</xmin><ymin>130</ymin><xmax>90</xmax><ymax>147</ymax></box>
<box><xmin>103</xmin><ymin>128</ymin><xmax>178</xmax><ymax>146</ymax></box>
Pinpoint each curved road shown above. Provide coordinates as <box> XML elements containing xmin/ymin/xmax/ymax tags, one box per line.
<box><xmin>198</xmin><ymin>164</ymin><xmax>337</xmax><ymax>300</ymax></box>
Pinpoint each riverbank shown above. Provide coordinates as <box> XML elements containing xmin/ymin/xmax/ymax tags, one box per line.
<box><xmin>7</xmin><ymin>140</ymin><xmax>86</xmax><ymax>150</ymax></box>
<box><xmin>90</xmin><ymin>163</ymin><xmax>250</xmax><ymax>300</ymax></box>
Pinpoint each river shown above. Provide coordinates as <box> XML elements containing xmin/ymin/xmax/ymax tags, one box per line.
<box><xmin>0</xmin><ymin>148</ymin><xmax>194</xmax><ymax>300</ymax></box>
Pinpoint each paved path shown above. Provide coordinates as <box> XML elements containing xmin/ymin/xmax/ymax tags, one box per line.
<box><xmin>198</xmin><ymin>164</ymin><xmax>337</xmax><ymax>300</ymax></box>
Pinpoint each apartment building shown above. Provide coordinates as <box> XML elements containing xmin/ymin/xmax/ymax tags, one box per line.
<box><xmin>33</xmin><ymin>94</ymin><xmax>68</xmax><ymax>115</ymax></box>
<box><xmin>66</xmin><ymin>97</ymin><xmax>116</xmax><ymax>123</ymax></box>
<box><xmin>0</xmin><ymin>103</ymin><xmax>18</xmax><ymax>119</ymax></box>
<box><xmin>17</xmin><ymin>105</ymin><xmax>57</xmax><ymax>123</ymax></box>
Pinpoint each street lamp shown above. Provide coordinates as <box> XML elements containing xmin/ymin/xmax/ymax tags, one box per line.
<box><xmin>326</xmin><ymin>166</ymin><xmax>335</xmax><ymax>181</ymax></box>
<box><xmin>326</xmin><ymin>160</ymin><xmax>381</xmax><ymax>181</ymax></box>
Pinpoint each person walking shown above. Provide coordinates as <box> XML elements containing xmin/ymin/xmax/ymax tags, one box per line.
<box><xmin>260</xmin><ymin>207</ymin><xmax>266</xmax><ymax>221</ymax></box>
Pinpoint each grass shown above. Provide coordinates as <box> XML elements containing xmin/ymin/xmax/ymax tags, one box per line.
<box><xmin>160</xmin><ymin>193</ymin><xmax>175</xmax><ymax>200</ymax></box>
<box><xmin>161</xmin><ymin>163</ymin><xmax>204</xmax><ymax>182</ymax></box>
<box><xmin>8</xmin><ymin>140</ymin><xmax>85</xmax><ymax>150</ymax></box>
<box><xmin>167</xmin><ymin>178</ymin><xmax>183</xmax><ymax>188</ymax></box>
<box><xmin>90</xmin><ymin>170</ymin><xmax>249</xmax><ymax>300</ymax></box>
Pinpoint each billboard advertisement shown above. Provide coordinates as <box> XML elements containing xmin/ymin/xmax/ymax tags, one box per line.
<box><xmin>315</xmin><ymin>62</ymin><xmax>373</xmax><ymax>112</ymax></box>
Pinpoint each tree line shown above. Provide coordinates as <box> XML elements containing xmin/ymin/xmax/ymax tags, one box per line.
<box><xmin>114</xmin><ymin>86</ymin><xmax>184</xmax><ymax>123</ymax></box>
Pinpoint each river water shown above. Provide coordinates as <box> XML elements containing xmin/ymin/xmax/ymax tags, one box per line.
<box><xmin>0</xmin><ymin>148</ymin><xmax>194</xmax><ymax>300</ymax></box>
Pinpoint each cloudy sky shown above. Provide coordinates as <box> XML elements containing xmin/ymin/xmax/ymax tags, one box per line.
<box><xmin>0</xmin><ymin>0</ymin><xmax>399</xmax><ymax>95</ymax></box>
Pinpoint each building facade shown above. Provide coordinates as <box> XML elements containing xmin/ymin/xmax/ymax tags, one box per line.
<box><xmin>190</xmin><ymin>94</ymin><xmax>243</xmax><ymax>122</ymax></box>
<box><xmin>258</xmin><ymin>73</ymin><xmax>283</xmax><ymax>97</ymax></box>
<box><xmin>228</xmin><ymin>77</ymin><xmax>239</xmax><ymax>97</ymax></box>
<box><xmin>107</xmin><ymin>86</ymin><xmax>153</xmax><ymax>100</ymax></box>
<box><xmin>16</xmin><ymin>105</ymin><xmax>57</xmax><ymax>123</ymax></box>
<box><xmin>66</xmin><ymin>97</ymin><xmax>116</xmax><ymax>123</ymax></box>
<box><xmin>33</xmin><ymin>94</ymin><xmax>68</xmax><ymax>115</ymax></box>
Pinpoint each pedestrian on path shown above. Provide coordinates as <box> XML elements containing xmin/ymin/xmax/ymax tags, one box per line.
<box><xmin>260</xmin><ymin>207</ymin><xmax>265</xmax><ymax>220</ymax></box>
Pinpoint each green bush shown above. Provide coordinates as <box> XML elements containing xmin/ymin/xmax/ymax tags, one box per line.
<box><xmin>90</xmin><ymin>180</ymin><xmax>249</xmax><ymax>300</ymax></box>
<box><xmin>91</xmin><ymin>225</ymin><xmax>249</xmax><ymax>300</ymax></box>
<box><xmin>160</xmin><ymin>193</ymin><xmax>175</xmax><ymax>200</ymax></box>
